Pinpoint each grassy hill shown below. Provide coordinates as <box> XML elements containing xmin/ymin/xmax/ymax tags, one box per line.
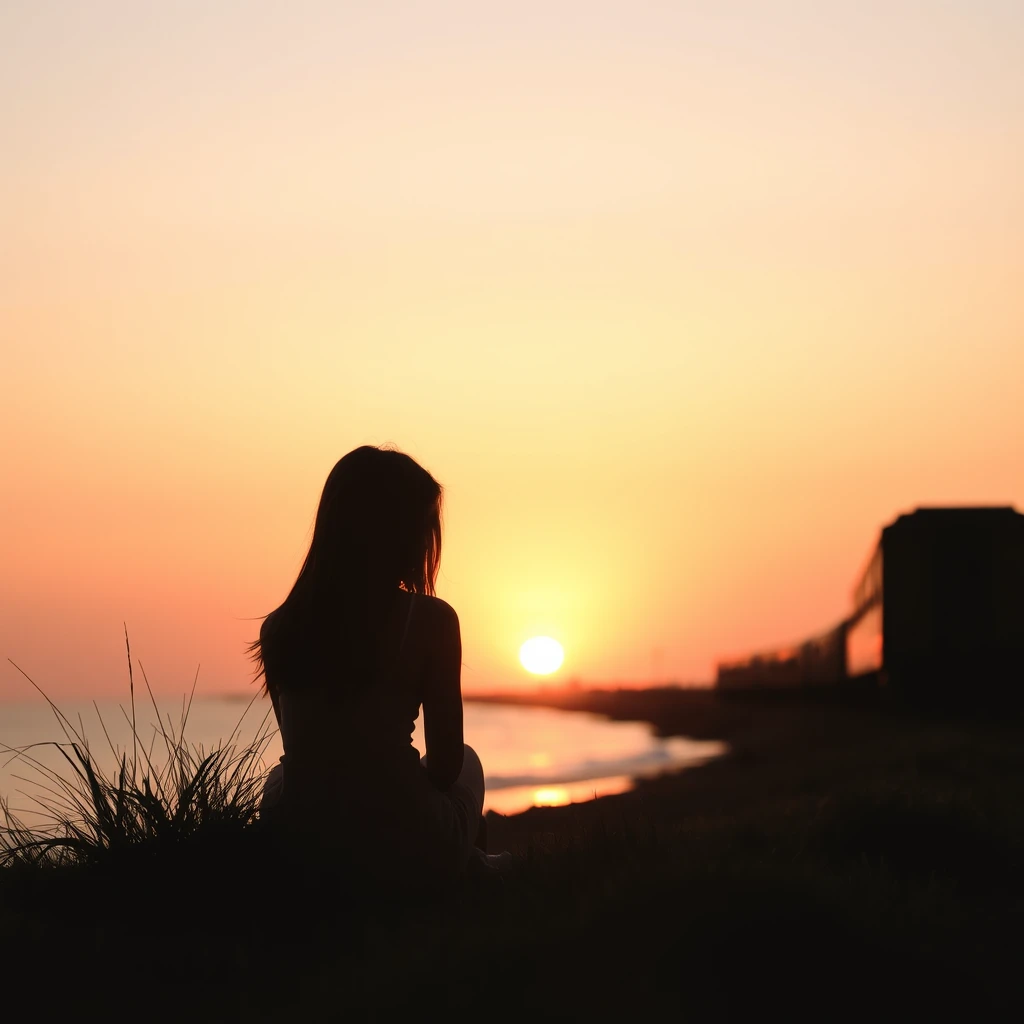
<box><xmin>3</xmin><ymin>688</ymin><xmax>1022</xmax><ymax>1020</ymax></box>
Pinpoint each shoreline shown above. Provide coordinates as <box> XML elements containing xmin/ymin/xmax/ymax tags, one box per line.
<box><xmin>468</xmin><ymin>685</ymin><xmax>761</xmax><ymax>742</ymax></box>
<box><xmin>469</xmin><ymin>685</ymin><xmax>1022</xmax><ymax>853</ymax></box>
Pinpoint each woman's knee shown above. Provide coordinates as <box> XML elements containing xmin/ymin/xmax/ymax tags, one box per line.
<box><xmin>459</xmin><ymin>743</ymin><xmax>485</xmax><ymax>802</ymax></box>
<box><xmin>462</xmin><ymin>743</ymin><xmax>483</xmax><ymax>775</ymax></box>
<box><xmin>259</xmin><ymin>762</ymin><xmax>285</xmax><ymax>816</ymax></box>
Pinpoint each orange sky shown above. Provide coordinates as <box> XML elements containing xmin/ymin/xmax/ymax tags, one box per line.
<box><xmin>2</xmin><ymin>1</ymin><xmax>1022</xmax><ymax>699</ymax></box>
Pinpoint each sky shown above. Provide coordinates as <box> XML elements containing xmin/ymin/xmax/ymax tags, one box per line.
<box><xmin>1</xmin><ymin>1</ymin><xmax>1022</xmax><ymax>699</ymax></box>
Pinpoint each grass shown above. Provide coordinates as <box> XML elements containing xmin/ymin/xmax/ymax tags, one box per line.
<box><xmin>1</xmin><ymin>632</ymin><xmax>275</xmax><ymax>870</ymax></box>
<box><xmin>1</xmin><ymin>677</ymin><xmax>1022</xmax><ymax>1021</ymax></box>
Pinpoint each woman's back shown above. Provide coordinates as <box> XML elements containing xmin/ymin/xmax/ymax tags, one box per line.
<box><xmin>269</xmin><ymin>591</ymin><xmax>423</xmax><ymax>780</ymax></box>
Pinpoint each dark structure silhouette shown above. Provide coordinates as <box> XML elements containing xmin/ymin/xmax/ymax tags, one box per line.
<box><xmin>717</xmin><ymin>507</ymin><xmax>1024</xmax><ymax>704</ymax></box>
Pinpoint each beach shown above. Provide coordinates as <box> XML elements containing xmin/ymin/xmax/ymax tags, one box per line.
<box><xmin>474</xmin><ymin>687</ymin><xmax>936</xmax><ymax>847</ymax></box>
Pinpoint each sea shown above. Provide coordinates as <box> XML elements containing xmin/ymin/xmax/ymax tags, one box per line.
<box><xmin>0</xmin><ymin>697</ymin><xmax>725</xmax><ymax>825</ymax></box>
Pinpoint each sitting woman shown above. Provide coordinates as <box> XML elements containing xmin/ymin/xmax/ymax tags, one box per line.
<box><xmin>251</xmin><ymin>445</ymin><xmax>487</xmax><ymax>887</ymax></box>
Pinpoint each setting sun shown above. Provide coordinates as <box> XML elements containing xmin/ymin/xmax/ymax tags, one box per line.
<box><xmin>519</xmin><ymin>636</ymin><xmax>565</xmax><ymax>675</ymax></box>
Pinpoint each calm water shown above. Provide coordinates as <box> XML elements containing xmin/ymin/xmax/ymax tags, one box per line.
<box><xmin>0</xmin><ymin>697</ymin><xmax>725</xmax><ymax>823</ymax></box>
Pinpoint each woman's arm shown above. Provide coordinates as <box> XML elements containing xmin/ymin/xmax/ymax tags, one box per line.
<box><xmin>421</xmin><ymin>599</ymin><xmax>464</xmax><ymax>790</ymax></box>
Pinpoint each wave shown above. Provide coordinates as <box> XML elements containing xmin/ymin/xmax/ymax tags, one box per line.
<box><xmin>485</xmin><ymin>740</ymin><xmax>722</xmax><ymax>790</ymax></box>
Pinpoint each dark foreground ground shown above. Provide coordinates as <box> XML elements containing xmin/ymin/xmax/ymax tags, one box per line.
<box><xmin>3</xmin><ymin>687</ymin><xmax>1023</xmax><ymax>1021</ymax></box>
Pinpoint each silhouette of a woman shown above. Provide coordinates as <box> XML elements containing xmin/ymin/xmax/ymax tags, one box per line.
<box><xmin>251</xmin><ymin>446</ymin><xmax>487</xmax><ymax>885</ymax></box>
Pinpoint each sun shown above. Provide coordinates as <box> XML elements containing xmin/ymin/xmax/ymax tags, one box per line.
<box><xmin>519</xmin><ymin>636</ymin><xmax>564</xmax><ymax>675</ymax></box>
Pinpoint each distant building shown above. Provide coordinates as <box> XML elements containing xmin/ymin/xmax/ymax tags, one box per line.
<box><xmin>716</xmin><ymin>507</ymin><xmax>1024</xmax><ymax>704</ymax></box>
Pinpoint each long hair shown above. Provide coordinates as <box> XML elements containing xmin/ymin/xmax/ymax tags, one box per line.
<box><xmin>250</xmin><ymin>446</ymin><xmax>442</xmax><ymax>694</ymax></box>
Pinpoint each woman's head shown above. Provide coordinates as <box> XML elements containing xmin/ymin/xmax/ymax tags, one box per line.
<box><xmin>251</xmin><ymin>446</ymin><xmax>443</xmax><ymax>688</ymax></box>
<box><xmin>306</xmin><ymin>445</ymin><xmax>443</xmax><ymax>597</ymax></box>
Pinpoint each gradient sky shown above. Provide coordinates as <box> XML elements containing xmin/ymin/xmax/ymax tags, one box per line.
<box><xmin>2</xmin><ymin>1</ymin><xmax>1022</xmax><ymax>699</ymax></box>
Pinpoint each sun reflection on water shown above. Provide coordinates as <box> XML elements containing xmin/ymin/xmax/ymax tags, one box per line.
<box><xmin>486</xmin><ymin>775</ymin><xmax>638</xmax><ymax>816</ymax></box>
<box><xmin>532</xmin><ymin>787</ymin><xmax>571</xmax><ymax>806</ymax></box>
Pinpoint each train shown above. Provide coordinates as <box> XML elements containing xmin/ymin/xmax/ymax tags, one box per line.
<box><xmin>716</xmin><ymin>506</ymin><xmax>1024</xmax><ymax>704</ymax></box>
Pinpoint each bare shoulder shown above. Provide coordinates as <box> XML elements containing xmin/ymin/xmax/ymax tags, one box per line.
<box><xmin>415</xmin><ymin>594</ymin><xmax>460</xmax><ymax>630</ymax></box>
<box><xmin>414</xmin><ymin>597</ymin><xmax>461</xmax><ymax>686</ymax></box>
<box><xmin>413</xmin><ymin>595</ymin><xmax>461</xmax><ymax>653</ymax></box>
